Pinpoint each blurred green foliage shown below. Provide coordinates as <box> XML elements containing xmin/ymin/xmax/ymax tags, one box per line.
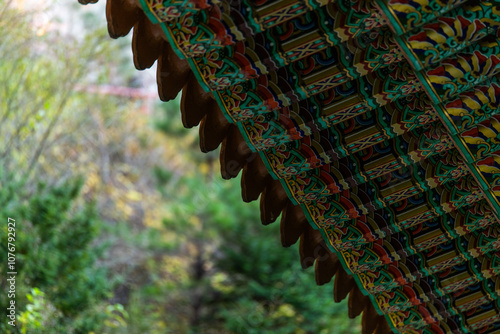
<box><xmin>0</xmin><ymin>174</ymin><xmax>110</xmax><ymax>333</ymax></box>
<box><xmin>0</xmin><ymin>1</ymin><xmax>361</xmax><ymax>333</ymax></box>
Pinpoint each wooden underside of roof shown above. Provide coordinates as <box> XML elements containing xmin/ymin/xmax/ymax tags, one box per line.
<box><xmin>80</xmin><ymin>0</ymin><xmax>500</xmax><ymax>332</ymax></box>
<box><xmin>81</xmin><ymin>0</ymin><xmax>390</xmax><ymax>331</ymax></box>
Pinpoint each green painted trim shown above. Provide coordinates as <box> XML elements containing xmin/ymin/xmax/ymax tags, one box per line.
<box><xmin>366</xmin><ymin>292</ymin><xmax>384</xmax><ymax>316</ymax></box>
<box><xmin>212</xmin><ymin>90</ymin><xmax>238</xmax><ymax>124</ymax></box>
<box><xmin>278</xmin><ymin>178</ymin><xmax>300</xmax><ymax>206</ymax></box>
<box><xmin>394</xmin><ymin>35</ymin><xmax>423</xmax><ymax>72</ymax></box>
<box><xmin>186</xmin><ymin>58</ymin><xmax>212</xmax><ymax>93</ymax></box>
<box><xmin>159</xmin><ymin>23</ymin><xmax>188</xmax><ymax>60</ymax></box>
<box><xmin>299</xmin><ymin>203</ymin><xmax>319</xmax><ymax>230</ymax></box>
<box><xmin>318</xmin><ymin>228</ymin><xmax>336</xmax><ymax>251</ymax></box>
<box><xmin>236</xmin><ymin>122</ymin><xmax>259</xmax><ymax>153</ymax></box>
<box><xmin>138</xmin><ymin>0</ymin><xmax>227</xmax><ymax>109</ymax></box>
<box><xmin>383</xmin><ymin>313</ymin><xmax>401</xmax><ymax>334</ymax></box>
<box><xmin>414</xmin><ymin>70</ymin><xmax>441</xmax><ymax>104</ymax></box>
<box><xmin>434</xmin><ymin>105</ymin><xmax>500</xmax><ymax>219</ymax></box>
<box><xmin>137</xmin><ymin>0</ymin><xmax>187</xmax><ymax>61</ymax></box>
<box><xmin>317</xmin><ymin>229</ymin><xmax>356</xmax><ymax>277</ymax></box>
<box><xmin>258</xmin><ymin>150</ymin><xmax>280</xmax><ymax>180</ymax></box>
<box><xmin>137</xmin><ymin>0</ymin><xmax>161</xmax><ymax>24</ymax></box>
<box><xmin>375</xmin><ymin>0</ymin><xmax>404</xmax><ymax>36</ymax></box>
<box><xmin>300</xmin><ymin>202</ymin><xmax>322</xmax><ymax>230</ymax></box>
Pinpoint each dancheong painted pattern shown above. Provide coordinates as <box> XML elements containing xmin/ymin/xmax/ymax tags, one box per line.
<box><xmin>81</xmin><ymin>0</ymin><xmax>500</xmax><ymax>332</ymax></box>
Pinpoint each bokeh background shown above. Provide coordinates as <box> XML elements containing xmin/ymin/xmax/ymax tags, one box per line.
<box><xmin>0</xmin><ymin>1</ymin><xmax>361</xmax><ymax>332</ymax></box>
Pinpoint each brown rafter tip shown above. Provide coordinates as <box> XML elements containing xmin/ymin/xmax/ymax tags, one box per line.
<box><xmin>298</xmin><ymin>233</ymin><xmax>312</xmax><ymax>269</ymax></box>
<box><xmin>299</xmin><ymin>225</ymin><xmax>325</xmax><ymax>269</ymax></box>
<box><xmin>333</xmin><ymin>267</ymin><xmax>354</xmax><ymax>303</ymax></box>
<box><xmin>157</xmin><ymin>43</ymin><xmax>191</xmax><ymax>102</ymax></box>
<box><xmin>314</xmin><ymin>252</ymin><xmax>339</xmax><ymax>286</ymax></box>
<box><xmin>240</xmin><ymin>167</ymin><xmax>261</xmax><ymax>202</ymax></box>
<box><xmin>220</xmin><ymin>126</ymin><xmax>252</xmax><ymax>180</ymax></box>
<box><xmin>260</xmin><ymin>179</ymin><xmax>288</xmax><ymax>225</ymax></box>
<box><xmin>180</xmin><ymin>74</ymin><xmax>212</xmax><ymax>128</ymax></box>
<box><xmin>348</xmin><ymin>286</ymin><xmax>368</xmax><ymax>319</ymax></box>
<box><xmin>199</xmin><ymin>104</ymin><xmax>230</xmax><ymax>153</ymax></box>
<box><xmin>241</xmin><ymin>155</ymin><xmax>270</xmax><ymax>202</ymax></box>
<box><xmin>106</xmin><ymin>0</ymin><xmax>141</xmax><ymax>38</ymax></box>
<box><xmin>280</xmin><ymin>202</ymin><xmax>308</xmax><ymax>247</ymax></box>
<box><xmin>252</xmin><ymin>153</ymin><xmax>269</xmax><ymax>179</ymax></box>
<box><xmin>374</xmin><ymin>316</ymin><xmax>392</xmax><ymax>334</ymax></box>
<box><xmin>131</xmin><ymin>16</ymin><xmax>163</xmax><ymax>70</ymax></box>
<box><xmin>362</xmin><ymin>303</ymin><xmax>379</xmax><ymax>334</ymax></box>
